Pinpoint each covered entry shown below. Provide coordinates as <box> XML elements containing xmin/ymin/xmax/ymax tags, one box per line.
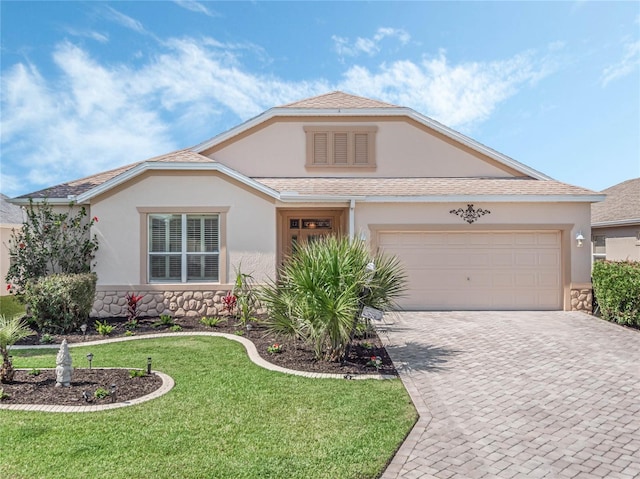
<box><xmin>378</xmin><ymin>230</ymin><xmax>562</xmax><ymax>310</ymax></box>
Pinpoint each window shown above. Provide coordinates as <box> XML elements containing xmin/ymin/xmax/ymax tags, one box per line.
<box><xmin>305</xmin><ymin>126</ymin><xmax>377</xmax><ymax>167</ymax></box>
<box><xmin>592</xmin><ymin>234</ymin><xmax>606</xmax><ymax>261</ymax></box>
<box><xmin>149</xmin><ymin>214</ymin><xmax>219</xmax><ymax>282</ymax></box>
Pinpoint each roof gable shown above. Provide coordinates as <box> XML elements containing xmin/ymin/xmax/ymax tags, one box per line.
<box><xmin>279</xmin><ymin>91</ymin><xmax>399</xmax><ymax>109</ymax></box>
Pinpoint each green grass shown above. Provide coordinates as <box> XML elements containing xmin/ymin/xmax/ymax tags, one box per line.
<box><xmin>0</xmin><ymin>295</ymin><xmax>26</xmax><ymax>318</ymax></box>
<box><xmin>1</xmin><ymin>336</ymin><xmax>417</xmax><ymax>479</ymax></box>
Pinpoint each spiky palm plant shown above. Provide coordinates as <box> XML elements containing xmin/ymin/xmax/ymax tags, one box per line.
<box><xmin>0</xmin><ymin>314</ymin><xmax>34</xmax><ymax>382</ymax></box>
<box><xmin>260</xmin><ymin>236</ymin><xmax>406</xmax><ymax>361</ymax></box>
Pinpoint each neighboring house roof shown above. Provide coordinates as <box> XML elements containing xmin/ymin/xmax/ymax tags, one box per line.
<box><xmin>0</xmin><ymin>193</ymin><xmax>24</xmax><ymax>224</ymax></box>
<box><xmin>591</xmin><ymin>177</ymin><xmax>640</xmax><ymax>226</ymax></box>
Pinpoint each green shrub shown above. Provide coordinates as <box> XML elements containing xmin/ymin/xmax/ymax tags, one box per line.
<box><xmin>592</xmin><ymin>260</ymin><xmax>640</xmax><ymax>327</ymax></box>
<box><xmin>259</xmin><ymin>236</ymin><xmax>406</xmax><ymax>361</ymax></box>
<box><xmin>95</xmin><ymin>320</ymin><xmax>115</xmax><ymax>336</ymax></box>
<box><xmin>24</xmin><ymin>273</ymin><xmax>97</xmax><ymax>334</ymax></box>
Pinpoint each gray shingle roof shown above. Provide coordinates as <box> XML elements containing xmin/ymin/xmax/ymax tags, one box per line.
<box><xmin>591</xmin><ymin>177</ymin><xmax>640</xmax><ymax>225</ymax></box>
<box><xmin>279</xmin><ymin>91</ymin><xmax>399</xmax><ymax>109</ymax></box>
<box><xmin>18</xmin><ymin>149</ymin><xmax>215</xmax><ymax>199</ymax></box>
<box><xmin>254</xmin><ymin>177</ymin><xmax>599</xmax><ymax>198</ymax></box>
<box><xmin>0</xmin><ymin>193</ymin><xmax>24</xmax><ymax>224</ymax></box>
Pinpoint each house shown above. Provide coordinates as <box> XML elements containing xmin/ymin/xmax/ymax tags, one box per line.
<box><xmin>12</xmin><ymin>91</ymin><xmax>603</xmax><ymax>315</ymax></box>
<box><xmin>591</xmin><ymin>178</ymin><xmax>640</xmax><ymax>262</ymax></box>
<box><xmin>0</xmin><ymin>194</ymin><xmax>24</xmax><ymax>295</ymax></box>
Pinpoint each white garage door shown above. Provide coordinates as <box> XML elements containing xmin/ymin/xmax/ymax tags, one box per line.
<box><xmin>378</xmin><ymin>231</ymin><xmax>562</xmax><ymax>310</ymax></box>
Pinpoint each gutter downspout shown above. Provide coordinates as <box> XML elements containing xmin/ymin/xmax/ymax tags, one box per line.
<box><xmin>349</xmin><ymin>199</ymin><xmax>356</xmax><ymax>240</ymax></box>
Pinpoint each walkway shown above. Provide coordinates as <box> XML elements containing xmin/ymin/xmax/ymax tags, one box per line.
<box><xmin>378</xmin><ymin>311</ymin><xmax>640</xmax><ymax>479</ymax></box>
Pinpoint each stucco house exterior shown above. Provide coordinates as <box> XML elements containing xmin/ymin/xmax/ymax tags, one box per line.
<box><xmin>12</xmin><ymin>92</ymin><xmax>603</xmax><ymax>315</ymax></box>
<box><xmin>591</xmin><ymin>178</ymin><xmax>640</xmax><ymax>262</ymax></box>
<box><xmin>0</xmin><ymin>194</ymin><xmax>24</xmax><ymax>295</ymax></box>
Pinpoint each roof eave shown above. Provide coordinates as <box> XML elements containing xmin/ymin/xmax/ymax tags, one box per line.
<box><xmin>592</xmin><ymin>218</ymin><xmax>640</xmax><ymax>228</ymax></box>
<box><xmin>74</xmin><ymin>162</ymin><xmax>280</xmax><ymax>203</ymax></box>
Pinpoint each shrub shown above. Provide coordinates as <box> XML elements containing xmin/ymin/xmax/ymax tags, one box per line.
<box><xmin>592</xmin><ymin>260</ymin><xmax>640</xmax><ymax>327</ymax></box>
<box><xmin>232</xmin><ymin>266</ymin><xmax>259</xmax><ymax>326</ymax></box>
<box><xmin>259</xmin><ymin>236</ymin><xmax>406</xmax><ymax>361</ymax></box>
<box><xmin>5</xmin><ymin>198</ymin><xmax>99</xmax><ymax>292</ymax></box>
<box><xmin>0</xmin><ymin>314</ymin><xmax>35</xmax><ymax>382</ymax></box>
<box><xmin>200</xmin><ymin>316</ymin><xmax>226</xmax><ymax>328</ymax></box>
<box><xmin>24</xmin><ymin>273</ymin><xmax>97</xmax><ymax>334</ymax></box>
<box><xmin>152</xmin><ymin>314</ymin><xmax>175</xmax><ymax>328</ymax></box>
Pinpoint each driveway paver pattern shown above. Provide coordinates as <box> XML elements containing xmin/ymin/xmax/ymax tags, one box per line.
<box><xmin>378</xmin><ymin>311</ymin><xmax>640</xmax><ymax>479</ymax></box>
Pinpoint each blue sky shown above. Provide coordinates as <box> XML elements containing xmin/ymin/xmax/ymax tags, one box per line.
<box><xmin>1</xmin><ymin>1</ymin><xmax>639</xmax><ymax>197</ymax></box>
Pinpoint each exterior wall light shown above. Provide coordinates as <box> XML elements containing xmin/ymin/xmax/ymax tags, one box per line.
<box><xmin>576</xmin><ymin>233</ymin><xmax>585</xmax><ymax>248</ymax></box>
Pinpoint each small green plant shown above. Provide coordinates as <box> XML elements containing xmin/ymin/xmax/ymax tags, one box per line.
<box><xmin>39</xmin><ymin>333</ymin><xmax>54</xmax><ymax>344</ymax></box>
<box><xmin>28</xmin><ymin>368</ymin><xmax>41</xmax><ymax>376</ymax></box>
<box><xmin>366</xmin><ymin>355</ymin><xmax>383</xmax><ymax>370</ymax></box>
<box><xmin>234</xmin><ymin>330</ymin><xmax>244</xmax><ymax>336</ymax></box>
<box><xmin>361</xmin><ymin>341</ymin><xmax>374</xmax><ymax>350</ymax></box>
<box><xmin>129</xmin><ymin>369</ymin><xmax>146</xmax><ymax>378</ymax></box>
<box><xmin>152</xmin><ymin>314</ymin><xmax>175</xmax><ymax>328</ymax></box>
<box><xmin>95</xmin><ymin>320</ymin><xmax>115</xmax><ymax>336</ymax></box>
<box><xmin>170</xmin><ymin>324</ymin><xmax>182</xmax><ymax>332</ymax></box>
<box><xmin>124</xmin><ymin>319</ymin><xmax>138</xmax><ymax>331</ymax></box>
<box><xmin>200</xmin><ymin>316</ymin><xmax>226</xmax><ymax>328</ymax></box>
<box><xmin>1</xmin><ymin>314</ymin><xmax>35</xmax><ymax>382</ymax></box>
<box><xmin>124</xmin><ymin>330</ymin><xmax>135</xmax><ymax>337</ymax></box>
<box><xmin>0</xmin><ymin>387</ymin><xmax>9</xmax><ymax>400</ymax></box>
<box><xmin>267</xmin><ymin>343</ymin><xmax>283</xmax><ymax>354</ymax></box>
<box><xmin>94</xmin><ymin>387</ymin><xmax>110</xmax><ymax>399</ymax></box>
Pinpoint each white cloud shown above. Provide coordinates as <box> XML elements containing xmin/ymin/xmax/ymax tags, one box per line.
<box><xmin>333</xmin><ymin>27</ymin><xmax>411</xmax><ymax>58</ymax></box>
<box><xmin>103</xmin><ymin>6</ymin><xmax>147</xmax><ymax>34</ymax></box>
<box><xmin>338</xmin><ymin>49</ymin><xmax>550</xmax><ymax>128</ymax></box>
<box><xmin>1</xmin><ymin>35</ymin><xmax>552</xmax><ymax>196</ymax></box>
<box><xmin>65</xmin><ymin>28</ymin><xmax>109</xmax><ymax>43</ymax></box>
<box><xmin>601</xmin><ymin>40</ymin><xmax>640</xmax><ymax>87</ymax></box>
<box><xmin>173</xmin><ymin>0</ymin><xmax>218</xmax><ymax>17</ymax></box>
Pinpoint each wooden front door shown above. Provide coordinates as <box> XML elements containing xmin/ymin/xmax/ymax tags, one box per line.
<box><xmin>279</xmin><ymin>210</ymin><xmax>345</xmax><ymax>260</ymax></box>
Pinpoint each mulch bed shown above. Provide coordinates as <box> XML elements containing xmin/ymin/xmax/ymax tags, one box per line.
<box><xmin>1</xmin><ymin>368</ymin><xmax>162</xmax><ymax>406</ymax></box>
<box><xmin>6</xmin><ymin>315</ymin><xmax>395</xmax><ymax>406</ymax></box>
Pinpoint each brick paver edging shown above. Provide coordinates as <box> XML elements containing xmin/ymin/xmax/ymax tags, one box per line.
<box><xmin>0</xmin><ymin>368</ymin><xmax>174</xmax><ymax>413</ymax></box>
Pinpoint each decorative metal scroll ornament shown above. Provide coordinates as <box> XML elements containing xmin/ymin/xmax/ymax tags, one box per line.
<box><xmin>450</xmin><ymin>204</ymin><xmax>491</xmax><ymax>224</ymax></box>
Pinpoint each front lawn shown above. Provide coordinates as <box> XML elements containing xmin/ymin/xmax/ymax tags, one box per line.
<box><xmin>0</xmin><ymin>295</ymin><xmax>25</xmax><ymax>318</ymax></box>
<box><xmin>1</xmin><ymin>336</ymin><xmax>416</xmax><ymax>479</ymax></box>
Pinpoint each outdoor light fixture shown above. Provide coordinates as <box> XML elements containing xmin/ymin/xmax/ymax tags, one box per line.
<box><xmin>87</xmin><ymin>352</ymin><xmax>94</xmax><ymax>370</ymax></box>
<box><xmin>110</xmin><ymin>384</ymin><xmax>117</xmax><ymax>403</ymax></box>
<box><xmin>80</xmin><ymin>323</ymin><xmax>87</xmax><ymax>337</ymax></box>
<box><xmin>576</xmin><ymin>232</ymin><xmax>585</xmax><ymax>248</ymax></box>
<box><xmin>147</xmin><ymin>357</ymin><xmax>152</xmax><ymax>375</ymax></box>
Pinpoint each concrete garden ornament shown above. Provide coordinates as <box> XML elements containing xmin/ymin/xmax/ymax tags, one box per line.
<box><xmin>55</xmin><ymin>339</ymin><xmax>73</xmax><ymax>387</ymax></box>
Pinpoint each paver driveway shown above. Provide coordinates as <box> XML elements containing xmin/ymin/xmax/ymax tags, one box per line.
<box><xmin>378</xmin><ymin>311</ymin><xmax>640</xmax><ymax>479</ymax></box>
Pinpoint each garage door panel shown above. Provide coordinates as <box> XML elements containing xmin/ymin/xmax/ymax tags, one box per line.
<box><xmin>379</xmin><ymin>231</ymin><xmax>562</xmax><ymax>310</ymax></box>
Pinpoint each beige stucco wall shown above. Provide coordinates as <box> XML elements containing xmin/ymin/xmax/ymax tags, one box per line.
<box><xmin>1</xmin><ymin>224</ymin><xmax>21</xmax><ymax>295</ymax></box>
<box><xmin>210</xmin><ymin>120</ymin><xmax>515</xmax><ymax>178</ymax></box>
<box><xmin>593</xmin><ymin>224</ymin><xmax>640</xmax><ymax>261</ymax></box>
<box><xmin>354</xmin><ymin>201</ymin><xmax>593</xmax><ymax>311</ymax></box>
<box><xmin>90</xmin><ymin>170</ymin><xmax>277</xmax><ymax>289</ymax></box>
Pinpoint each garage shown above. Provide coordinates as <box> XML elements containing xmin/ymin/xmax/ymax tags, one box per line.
<box><xmin>378</xmin><ymin>230</ymin><xmax>562</xmax><ymax>310</ymax></box>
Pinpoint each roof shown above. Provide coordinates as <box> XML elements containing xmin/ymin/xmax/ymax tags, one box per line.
<box><xmin>0</xmin><ymin>193</ymin><xmax>24</xmax><ymax>224</ymax></box>
<box><xmin>18</xmin><ymin>149</ymin><xmax>215</xmax><ymax>199</ymax></box>
<box><xmin>255</xmin><ymin>177</ymin><xmax>602</xmax><ymax>202</ymax></box>
<box><xmin>279</xmin><ymin>91</ymin><xmax>399</xmax><ymax>109</ymax></box>
<box><xmin>591</xmin><ymin>177</ymin><xmax>640</xmax><ymax>226</ymax></box>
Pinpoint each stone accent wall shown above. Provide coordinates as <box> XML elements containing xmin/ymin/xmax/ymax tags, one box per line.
<box><xmin>92</xmin><ymin>290</ymin><xmax>230</xmax><ymax>318</ymax></box>
<box><xmin>570</xmin><ymin>288</ymin><xmax>593</xmax><ymax>313</ymax></box>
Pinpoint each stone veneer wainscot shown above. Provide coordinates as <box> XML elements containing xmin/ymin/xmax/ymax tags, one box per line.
<box><xmin>92</xmin><ymin>290</ymin><xmax>231</xmax><ymax>318</ymax></box>
<box><xmin>570</xmin><ymin>288</ymin><xmax>593</xmax><ymax>313</ymax></box>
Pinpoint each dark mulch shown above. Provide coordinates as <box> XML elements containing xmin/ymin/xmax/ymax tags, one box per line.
<box><xmin>15</xmin><ymin>315</ymin><xmax>397</xmax><ymax>377</ymax></box>
<box><xmin>0</xmin><ymin>368</ymin><xmax>162</xmax><ymax>405</ymax></box>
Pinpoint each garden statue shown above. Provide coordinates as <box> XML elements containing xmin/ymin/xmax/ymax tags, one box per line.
<box><xmin>55</xmin><ymin>339</ymin><xmax>73</xmax><ymax>387</ymax></box>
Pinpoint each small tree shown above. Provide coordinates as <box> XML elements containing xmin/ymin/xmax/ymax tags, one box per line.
<box><xmin>0</xmin><ymin>314</ymin><xmax>34</xmax><ymax>383</ymax></box>
<box><xmin>5</xmin><ymin>198</ymin><xmax>99</xmax><ymax>292</ymax></box>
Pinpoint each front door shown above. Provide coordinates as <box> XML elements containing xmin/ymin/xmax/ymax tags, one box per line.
<box><xmin>279</xmin><ymin>210</ymin><xmax>345</xmax><ymax>260</ymax></box>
